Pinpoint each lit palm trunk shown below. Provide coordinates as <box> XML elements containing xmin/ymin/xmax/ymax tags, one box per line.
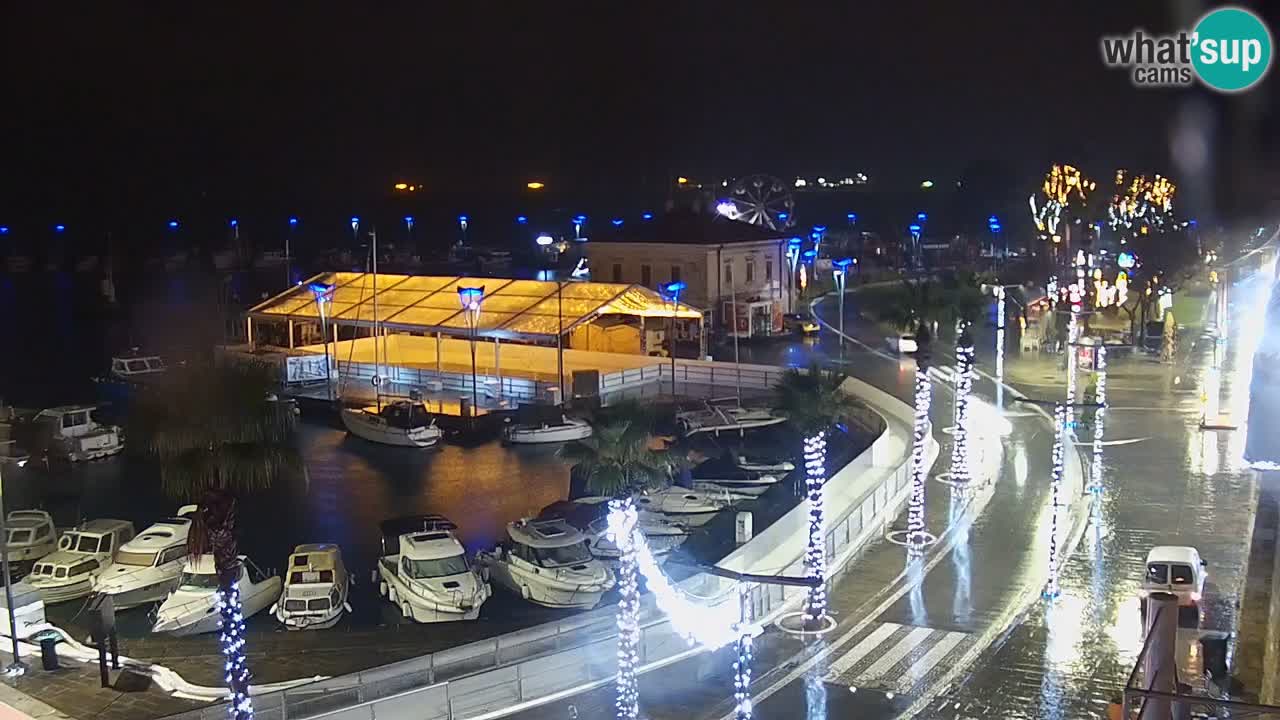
<box><xmin>611</xmin><ymin>497</ymin><xmax>640</xmax><ymax>719</ymax></box>
<box><xmin>948</xmin><ymin>327</ymin><xmax>975</xmax><ymax>486</ymax></box>
<box><xmin>907</xmin><ymin>365</ymin><xmax>933</xmax><ymax>543</ymax></box>
<box><xmin>803</xmin><ymin>431</ymin><xmax>828</xmax><ymax>625</ymax></box>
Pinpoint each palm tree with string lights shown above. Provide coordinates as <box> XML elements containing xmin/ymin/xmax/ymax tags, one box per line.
<box><xmin>773</xmin><ymin>364</ymin><xmax>862</xmax><ymax>630</ymax></box>
<box><xmin>128</xmin><ymin>360</ymin><xmax>301</xmax><ymax>720</ymax></box>
<box><xmin>558</xmin><ymin>401</ymin><xmax>676</xmax><ymax>719</ymax></box>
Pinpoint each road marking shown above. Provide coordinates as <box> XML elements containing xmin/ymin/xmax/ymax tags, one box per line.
<box><xmin>820</xmin><ymin>622</ymin><xmax>901</xmax><ymax>681</ymax></box>
<box><xmin>850</xmin><ymin>625</ymin><xmax>933</xmax><ymax>684</ymax></box>
<box><xmin>893</xmin><ymin>630</ymin><xmax>968</xmax><ymax>694</ymax></box>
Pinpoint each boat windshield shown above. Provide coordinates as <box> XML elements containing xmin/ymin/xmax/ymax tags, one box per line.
<box><xmin>178</xmin><ymin>572</ymin><xmax>220</xmax><ymax>591</ymax></box>
<box><xmin>76</xmin><ymin>535</ymin><xmax>103</xmax><ymax>553</ymax></box>
<box><xmin>403</xmin><ymin>554</ymin><xmax>469</xmax><ymax>579</ymax></box>
<box><xmin>535</xmin><ymin>542</ymin><xmax>593</xmax><ymax>568</ymax></box>
<box><xmin>7</xmin><ymin>529</ymin><xmax>31</xmax><ymax>544</ymax></box>
<box><xmin>116</xmin><ymin>550</ymin><xmax>158</xmax><ymax>567</ymax></box>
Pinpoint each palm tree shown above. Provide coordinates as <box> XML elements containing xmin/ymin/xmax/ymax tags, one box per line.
<box><xmin>558</xmin><ymin>401</ymin><xmax>674</xmax><ymax>719</ymax></box>
<box><xmin>773</xmin><ymin>364</ymin><xmax>862</xmax><ymax>628</ymax></box>
<box><xmin>129</xmin><ymin>360</ymin><xmax>301</xmax><ymax>720</ymax></box>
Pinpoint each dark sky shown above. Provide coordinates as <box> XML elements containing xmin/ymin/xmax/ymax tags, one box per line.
<box><xmin>2</xmin><ymin>2</ymin><xmax>1276</xmax><ymax>236</ymax></box>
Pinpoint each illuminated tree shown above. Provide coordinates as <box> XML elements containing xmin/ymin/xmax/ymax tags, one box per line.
<box><xmin>1107</xmin><ymin>170</ymin><xmax>1177</xmax><ymax>242</ymax></box>
<box><xmin>774</xmin><ymin>365</ymin><xmax>861</xmax><ymax>628</ymax></box>
<box><xmin>1029</xmin><ymin>164</ymin><xmax>1097</xmax><ymax>268</ymax></box>
<box><xmin>129</xmin><ymin>361</ymin><xmax>301</xmax><ymax>720</ymax></box>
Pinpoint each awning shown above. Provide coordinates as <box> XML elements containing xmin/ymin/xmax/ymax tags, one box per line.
<box><xmin>248</xmin><ymin>272</ymin><xmax>702</xmax><ymax>341</ymax></box>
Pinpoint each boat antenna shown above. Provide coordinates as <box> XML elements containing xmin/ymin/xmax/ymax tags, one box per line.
<box><xmin>371</xmin><ymin>227</ymin><xmax>380</xmax><ymax>412</ymax></box>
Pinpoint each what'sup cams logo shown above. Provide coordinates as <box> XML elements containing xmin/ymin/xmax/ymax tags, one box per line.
<box><xmin>1101</xmin><ymin>6</ymin><xmax>1272</xmax><ymax>92</ymax></box>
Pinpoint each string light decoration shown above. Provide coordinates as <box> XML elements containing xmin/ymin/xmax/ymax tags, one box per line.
<box><xmin>995</xmin><ymin>287</ymin><xmax>1006</xmax><ymax>411</ymax></box>
<box><xmin>608</xmin><ymin>499</ymin><xmax>641</xmax><ymax>719</ymax></box>
<box><xmin>802</xmin><ymin>431</ymin><xmax>829</xmax><ymax>624</ymax></box>
<box><xmin>733</xmin><ymin>585</ymin><xmax>754</xmax><ymax>720</ymax></box>
<box><xmin>1029</xmin><ymin>164</ymin><xmax>1095</xmax><ymax>241</ymax></box>
<box><xmin>906</xmin><ymin>364</ymin><xmax>934</xmax><ymax>545</ymax></box>
<box><xmin>217</xmin><ymin>581</ymin><xmax>254</xmax><ymax>720</ymax></box>
<box><xmin>1108</xmin><ymin>170</ymin><xmax>1176</xmax><ymax>236</ymax></box>
<box><xmin>1045</xmin><ymin>403</ymin><xmax>1066</xmax><ymax>600</ymax></box>
<box><xmin>1088</xmin><ymin>346</ymin><xmax>1108</xmax><ymax>493</ymax></box>
<box><xmin>943</xmin><ymin>326</ymin><xmax>975</xmax><ymax>486</ymax></box>
<box><xmin>1065</xmin><ymin>300</ymin><xmax>1080</xmax><ymax>429</ymax></box>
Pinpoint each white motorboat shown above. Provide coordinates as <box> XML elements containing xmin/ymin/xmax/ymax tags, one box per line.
<box><xmin>633</xmin><ymin>487</ymin><xmax>732</xmax><ymax>527</ymax></box>
<box><xmin>341</xmin><ymin>400</ymin><xmax>443</xmax><ymax>448</ymax></box>
<box><xmin>503</xmin><ymin>405</ymin><xmax>592</xmax><ymax>444</ymax></box>
<box><xmin>28</xmin><ymin>519</ymin><xmax>135</xmax><ymax>603</ymax></box>
<box><xmin>377</xmin><ymin>515</ymin><xmax>489</xmax><ymax>623</ymax></box>
<box><xmin>94</xmin><ymin>506</ymin><xmax>198</xmax><ymax>609</ymax></box>
<box><xmin>274</xmin><ymin>544</ymin><xmax>351</xmax><ymax>630</ymax></box>
<box><xmin>5</xmin><ymin>510</ymin><xmax>59</xmax><ymax>564</ymax></box>
<box><xmin>538</xmin><ymin>501</ymin><xmax>691</xmax><ymax>561</ymax></box>
<box><xmin>479</xmin><ymin>519</ymin><xmax>614</xmax><ymax>609</ymax></box>
<box><xmin>676</xmin><ymin>400</ymin><xmax>786</xmax><ymax>436</ymax></box>
<box><xmin>692</xmin><ymin>481</ymin><xmax>769</xmax><ymax>499</ymax></box>
<box><xmin>32</xmin><ymin>406</ymin><xmax>124</xmax><ymax>461</ymax></box>
<box><xmin>734</xmin><ymin>456</ymin><xmax>795</xmax><ymax>474</ymax></box>
<box><xmin>153</xmin><ymin>555</ymin><xmax>281</xmax><ymax>636</ymax></box>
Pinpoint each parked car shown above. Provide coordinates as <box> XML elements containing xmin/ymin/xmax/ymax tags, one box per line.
<box><xmin>887</xmin><ymin>333</ymin><xmax>919</xmax><ymax>354</ymax></box>
<box><xmin>783</xmin><ymin>313</ymin><xmax>820</xmax><ymax>335</ymax></box>
<box><xmin>1140</xmin><ymin>545</ymin><xmax>1207</xmax><ymax>611</ymax></box>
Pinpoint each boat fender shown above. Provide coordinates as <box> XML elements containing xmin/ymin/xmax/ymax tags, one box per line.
<box><xmin>379</xmin><ymin>581</ymin><xmax>388</xmax><ymax>597</ymax></box>
<box><xmin>387</xmin><ymin>587</ymin><xmax>398</xmax><ymax>604</ymax></box>
<box><xmin>520</xmin><ymin>584</ymin><xmax>531</xmax><ymax>601</ymax></box>
<box><xmin>343</xmin><ymin>602</ymin><xmax>353</xmax><ymax>614</ymax></box>
<box><xmin>269</xmin><ymin>602</ymin><xmax>278</xmax><ymax>615</ymax></box>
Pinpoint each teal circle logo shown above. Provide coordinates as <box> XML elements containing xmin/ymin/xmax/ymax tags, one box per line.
<box><xmin>1192</xmin><ymin>6</ymin><xmax>1273</xmax><ymax>92</ymax></box>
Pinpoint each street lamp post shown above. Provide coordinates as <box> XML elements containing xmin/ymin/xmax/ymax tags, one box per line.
<box><xmin>0</xmin><ymin>451</ymin><xmax>29</xmax><ymax>676</ymax></box>
<box><xmin>661</xmin><ymin>281</ymin><xmax>686</xmax><ymax>398</ymax></box>
<box><xmin>350</xmin><ymin>216</ymin><xmax>360</xmax><ymax>245</ymax></box>
<box><xmin>458</xmin><ymin>215</ymin><xmax>469</xmax><ymax>246</ymax></box>
<box><xmin>786</xmin><ymin>238</ymin><xmax>802</xmax><ymax>313</ymax></box>
<box><xmin>457</xmin><ymin>286</ymin><xmax>485</xmax><ymax>418</ymax></box>
<box><xmin>833</xmin><ymin>258</ymin><xmax>853</xmax><ymax>361</ymax></box>
<box><xmin>908</xmin><ymin>223</ymin><xmax>922</xmax><ymax>270</ymax></box>
<box><xmin>811</xmin><ymin>226</ymin><xmax>827</xmax><ymax>258</ymax></box>
<box><xmin>309</xmin><ymin>283</ymin><xmax>335</xmax><ymax>400</ymax></box>
<box><xmin>987</xmin><ymin>216</ymin><xmax>1002</xmax><ymax>264</ymax></box>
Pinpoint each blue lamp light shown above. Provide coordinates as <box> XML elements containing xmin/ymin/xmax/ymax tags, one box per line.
<box><xmin>990</xmin><ymin>223</ymin><xmax>1002</xmax><ymax>232</ymax></box>
<box><xmin>457</xmin><ymin>285</ymin><xmax>485</xmax><ymax>311</ymax></box>
<box><xmin>288</xmin><ymin>216</ymin><xmax>298</xmax><ymax>227</ymax></box>
<box><xmin>516</xmin><ymin>215</ymin><xmax>528</xmax><ymax>225</ymax></box>
<box><xmin>909</xmin><ymin>223</ymin><xmax>922</xmax><ymax>234</ymax></box>
<box><xmin>833</xmin><ymin>258</ymin><xmax>854</xmax><ymax>271</ymax></box>
<box><xmin>611</xmin><ymin>218</ymin><xmax>624</xmax><ymax>226</ymax></box>
<box><xmin>813</xmin><ymin>225</ymin><xmax>827</xmax><ymax>234</ymax></box>
<box><xmin>641</xmin><ymin>212</ymin><xmax>654</xmax><ymax>221</ymax></box>
<box><xmin>802</xmin><ymin>249</ymin><xmax>818</xmax><ymax>263</ymax></box>
<box><xmin>846</xmin><ymin>213</ymin><xmax>857</xmax><ymax>222</ymax></box>
<box><xmin>404</xmin><ymin>216</ymin><xmax>415</xmax><ymax>231</ymax></box>
<box><xmin>661</xmin><ymin>280</ymin><xmax>687</xmax><ymax>303</ymax></box>
<box><xmin>916</xmin><ymin>212</ymin><xmax>927</xmax><ymax>222</ymax></box>
<box><xmin>788</xmin><ymin>236</ymin><xmax>803</xmax><ymax>248</ymax></box>
<box><xmin>778</xmin><ymin>212</ymin><xmax>790</xmax><ymax>221</ymax></box>
<box><xmin>988</xmin><ymin>215</ymin><xmax>999</xmax><ymax>224</ymax></box>
<box><xmin>308</xmin><ymin>282</ymin><xmax>334</xmax><ymax>299</ymax></box>
<box><xmin>229</xmin><ymin>218</ymin><xmax>239</xmax><ymax>228</ymax></box>
<box><xmin>54</xmin><ymin>224</ymin><xmax>66</xmax><ymax>233</ymax></box>
<box><xmin>350</xmin><ymin>216</ymin><xmax>360</xmax><ymax>231</ymax></box>
<box><xmin>574</xmin><ymin>214</ymin><xmax>587</xmax><ymax>223</ymax></box>
<box><xmin>0</xmin><ymin>226</ymin><xmax>9</xmax><ymax>235</ymax></box>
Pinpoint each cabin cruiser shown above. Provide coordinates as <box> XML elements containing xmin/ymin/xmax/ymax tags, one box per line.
<box><xmin>5</xmin><ymin>510</ymin><xmax>59</xmax><ymax>565</ymax></box>
<box><xmin>94</xmin><ymin>354</ymin><xmax>167</xmax><ymax>411</ymax></box>
<box><xmin>633</xmin><ymin>487</ymin><xmax>732</xmax><ymax>527</ymax></box>
<box><xmin>691</xmin><ymin>456</ymin><xmax>783</xmax><ymax>497</ymax></box>
<box><xmin>540</xmin><ymin>501</ymin><xmax>691</xmax><ymax>561</ymax></box>
<box><xmin>31</xmin><ymin>406</ymin><xmax>124</xmax><ymax>461</ymax></box>
<box><xmin>676</xmin><ymin>400</ymin><xmax>786</xmax><ymax>436</ymax></box>
<box><xmin>153</xmin><ymin>555</ymin><xmax>281</xmax><ymax>635</ymax></box>
<box><xmin>28</xmin><ymin>519</ymin><xmax>135</xmax><ymax>603</ymax></box>
<box><xmin>377</xmin><ymin>515</ymin><xmax>489</xmax><ymax>623</ymax></box>
<box><xmin>503</xmin><ymin>405</ymin><xmax>592</xmax><ymax>444</ymax></box>
<box><xmin>273</xmin><ymin>544</ymin><xmax>351</xmax><ymax>630</ymax></box>
<box><xmin>341</xmin><ymin>400</ymin><xmax>443</xmax><ymax>448</ymax></box>
<box><xmin>479</xmin><ymin>519</ymin><xmax>614</xmax><ymax>609</ymax></box>
<box><xmin>93</xmin><ymin>506</ymin><xmax>197</xmax><ymax>609</ymax></box>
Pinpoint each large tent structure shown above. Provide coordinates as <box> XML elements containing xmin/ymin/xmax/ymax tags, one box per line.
<box><xmin>247</xmin><ymin>272</ymin><xmax>701</xmax><ymax>343</ymax></box>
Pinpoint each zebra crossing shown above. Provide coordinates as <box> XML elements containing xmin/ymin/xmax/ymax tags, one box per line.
<box><xmin>821</xmin><ymin>621</ymin><xmax>971</xmax><ymax>696</ymax></box>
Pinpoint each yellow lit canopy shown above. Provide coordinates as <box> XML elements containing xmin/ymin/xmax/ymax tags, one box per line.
<box><xmin>249</xmin><ymin>272</ymin><xmax>702</xmax><ymax>341</ymax></box>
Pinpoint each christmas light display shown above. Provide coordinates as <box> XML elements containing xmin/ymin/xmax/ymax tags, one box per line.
<box><xmin>1108</xmin><ymin>170</ymin><xmax>1176</xmax><ymax>235</ymax></box>
<box><xmin>1029</xmin><ymin>164</ymin><xmax>1094</xmax><ymax>241</ymax></box>
<box><xmin>803</xmin><ymin>432</ymin><xmax>828</xmax><ymax>623</ymax></box>
<box><xmin>995</xmin><ymin>286</ymin><xmax>1006</xmax><ymax>413</ymax></box>
<box><xmin>1088</xmin><ymin>346</ymin><xmax>1107</xmax><ymax>494</ymax></box>
<box><xmin>1045</xmin><ymin>403</ymin><xmax>1066</xmax><ymax>600</ymax></box>
<box><xmin>609</xmin><ymin>499</ymin><xmax>640</xmax><ymax>719</ymax></box>
<box><xmin>906</xmin><ymin>365</ymin><xmax>934</xmax><ymax>545</ymax></box>
<box><xmin>218</xmin><ymin>581</ymin><xmax>253</xmax><ymax>720</ymax></box>
<box><xmin>1065</xmin><ymin>303</ymin><xmax>1080</xmax><ymax>429</ymax></box>
<box><xmin>733</xmin><ymin>585</ymin><xmax>753</xmax><ymax>720</ymax></box>
<box><xmin>942</xmin><ymin>327</ymin><xmax>974</xmax><ymax>486</ymax></box>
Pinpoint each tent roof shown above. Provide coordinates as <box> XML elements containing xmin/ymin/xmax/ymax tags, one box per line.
<box><xmin>248</xmin><ymin>272</ymin><xmax>702</xmax><ymax>341</ymax></box>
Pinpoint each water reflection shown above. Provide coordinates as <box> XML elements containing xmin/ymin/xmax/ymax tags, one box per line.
<box><xmin>949</xmin><ymin>489</ymin><xmax>972</xmax><ymax>626</ymax></box>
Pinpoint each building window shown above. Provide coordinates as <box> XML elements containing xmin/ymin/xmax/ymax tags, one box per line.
<box><xmin>670</xmin><ymin>265</ymin><xmax>681</xmax><ymax>284</ymax></box>
<box><xmin>641</xmin><ymin>264</ymin><xmax>652</xmax><ymax>287</ymax></box>
<box><xmin>612</xmin><ymin>263</ymin><xmax>623</xmax><ymax>283</ymax></box>
<box><xmin>723</xmin><ymin>262</ymin><xmax>733</xmax><ymax>286</ymax></box>
<box><xmin>746</xmin><ymin>260</ymin><xmax>755</xmax><ymax>283</ymax></box>
<box><xmin>766</xmin><ymin>259</ymin><xmax>773</xmax><ymax>283</ymax></box>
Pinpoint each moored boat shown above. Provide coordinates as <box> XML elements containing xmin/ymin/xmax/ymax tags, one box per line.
<box><xmin>341</xmin><ymin>400</ymin><xmax>443</xmax><ymax>448</ymax></box>
<box><xmin>94</xmin><ymin>506</ymin><xmax>198</xmax><ymax>609</ymax></box>
<box><xmin>273</xmin><ymin>544</ymin><xmax>351</xmax><ymax>630</ymax></box>
<box><xmin>153</xmin><ymin>555</ymin><xmax>281</xmax><ymax>635</ymax></box>
<box><xmin>503</xmin><ymin>404</ymin><xmax>592</xmax><ymax>444</ymax></box>
<box><xmin>376</xmin><ymin>515</ymin><xmax>489</xmax><ymax>623</ymax></box>
<box><xmin>28</xmin><ymin>519</ymin><xmax>135</xmax><ymax>603</ymax></box>
<box><xmin>479</xmin><ymin>518</ymin><xmax>614</xmax><ymax>609</ymax></box>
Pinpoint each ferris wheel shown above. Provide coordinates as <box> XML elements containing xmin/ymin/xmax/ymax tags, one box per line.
<box><xmin>725</xmin><ymin>174</ymin><xmax>795</xmax><ymax>230</ymax></box>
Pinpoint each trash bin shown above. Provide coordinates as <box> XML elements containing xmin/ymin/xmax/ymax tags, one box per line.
<box><xmin>39</xmin><ymin>636</ymin><xmax>58</xmax><ymax>670</ymax></box>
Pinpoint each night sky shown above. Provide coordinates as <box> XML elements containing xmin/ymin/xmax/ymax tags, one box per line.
<box><xmin>2</xmin><ymin>3</ymin><xmax>1277</xmax><ymax>241</ymax></box>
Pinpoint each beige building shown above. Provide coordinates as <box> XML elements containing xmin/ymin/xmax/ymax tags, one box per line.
<box><xmin>585</xmin><ymin>210</ymin><xmax>792</xmax><ymax>337</ymax></box>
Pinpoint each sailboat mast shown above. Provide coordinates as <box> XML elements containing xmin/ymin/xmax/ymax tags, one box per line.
<box><xmin>371</xmin><ymin>228</ymin><xmax>380</xmax><ymax>411</ymax></box>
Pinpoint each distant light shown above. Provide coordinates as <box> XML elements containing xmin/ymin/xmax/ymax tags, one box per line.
<box><xmin>404</xmin><ymin>216</ymin><xmax>414</xmax><ymax>225</ymax></box>
<box><xmin>916</xmin><ymin>212</ymin><xmax>928</xmax><ymax>222</ymax></box>
<box><xmin>394</xmin><ymin>182</ymin><xmax>409</xmax><ymax>190</ymax></box>
<box><xmin>662</xmin><ymin>280</ymin><xmax>687</xmax><ymax>295</ymax></box>
<box><xmin>288</xmin><ymin>217</ymin><xmax>298</xmax><ymax>227</ymax></box>
<box><xmin>54</xmin><ymin>224</ymin><xmax>66</xmax><ymax>233</ymax></box>
<box><xmin>526</xmin><ymin>181</ymin><xmax>545</xmax><ymax>190</ymax></box>
<box><xmin>574</xmin><ymin>214</ymin><xmax>587</xmax><ymax>223</ymax></box>
<box><xmin>909</xmin><ymin>224</ymin><xmax>922</xmax><ymax>233</ymax></box>
<box><xmin>516</xmin><ymin>215</ymin><xmax>528</xmax><ymax>224</ymax></box>
<box><xmin>308</xmin><ymin>283</ymin><xmax>334</xmax><ymax>298</ymax></box>
<box><xmin>0</xmin><ymin>226</ymin><xmax>8</xmax><ymax>235</ymax></box>
<box><xmin>813</xmin><ymin>225</ymin><xmax>827</xmax><ymax>233</ymax></box>
<box><xmin>788</xmin><ymin>237</ymin><xmax>803</xmax><ymax>247</ymax></box>
<box><xmin>990</xmin><ymin>223</ymin><xmax>1002</xmax><ymax>232</ymax></box>
<box><xmin>350</xmin><ymin>216</ymin><xmax>360</xmax><ymax>231</ymax></box>
<box><xmin>641</xmin><ymin>212</ymin><xmax>654</xmax><ymax>221</ymax></box>
<box><xmin>802</xmin><ymin>249</ymin><xmax>817</xmax><ymax>259</ymax></box>
<box><xmin>536</xmin><ymin>234</ymin><xmax>554</xmax><ymax>246</ymax></box>
<box><xmin>988</xmin><ymin>215</ymin><xmax>998</xmax><ymax>224</ymax></box>
<box><xmin>920</xmin><ymin>180</ymin><xmax>935</xmax><ymax>189</ymax></box>
<box><xmin>716</xmin><ymin>201</ymin><xmax>736</xmax><ymax>217</ymax></box>
<box><xmin>778</xmin><ymin>212</ymin><xmax>789</xmax><ymax>220</ymax></box>
<box><xmin>459</xmin><ymin>214</ymin><xmax>469</xmax><ymax>222</ymax></box>
<box><xmin>676</xmin><ymin>176</ymin><xmax>689</xmax><ymax>185</ymax></box>
<box><xmin>1117</xmin><ymin>251</ymin><xmax>1136</xmax><ymax>269</ymax></box>
<box><xmin>846</xmin><ymin>213</ymin><xmax>857</xmax><ymax>221</ymax></box>
<box><xmin>229</xmin><ymin>218</ymin><xmax>239</xmax><ymax>227</ymax></box>
<box><xmin>612</xmin><ymin>218</ymin><xmax>624</xmax><ymax>226</ymax></box>
<box><xmin>168</xmin><ymin>220</ymin><xmax>179</xmax><ymax>229</ymax></box>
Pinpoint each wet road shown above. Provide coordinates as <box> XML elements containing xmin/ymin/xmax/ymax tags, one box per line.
<box><xmin>511</xmin><ymin>265</ymin><xmax>1273</xmax><ymax>720</ymax></box>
